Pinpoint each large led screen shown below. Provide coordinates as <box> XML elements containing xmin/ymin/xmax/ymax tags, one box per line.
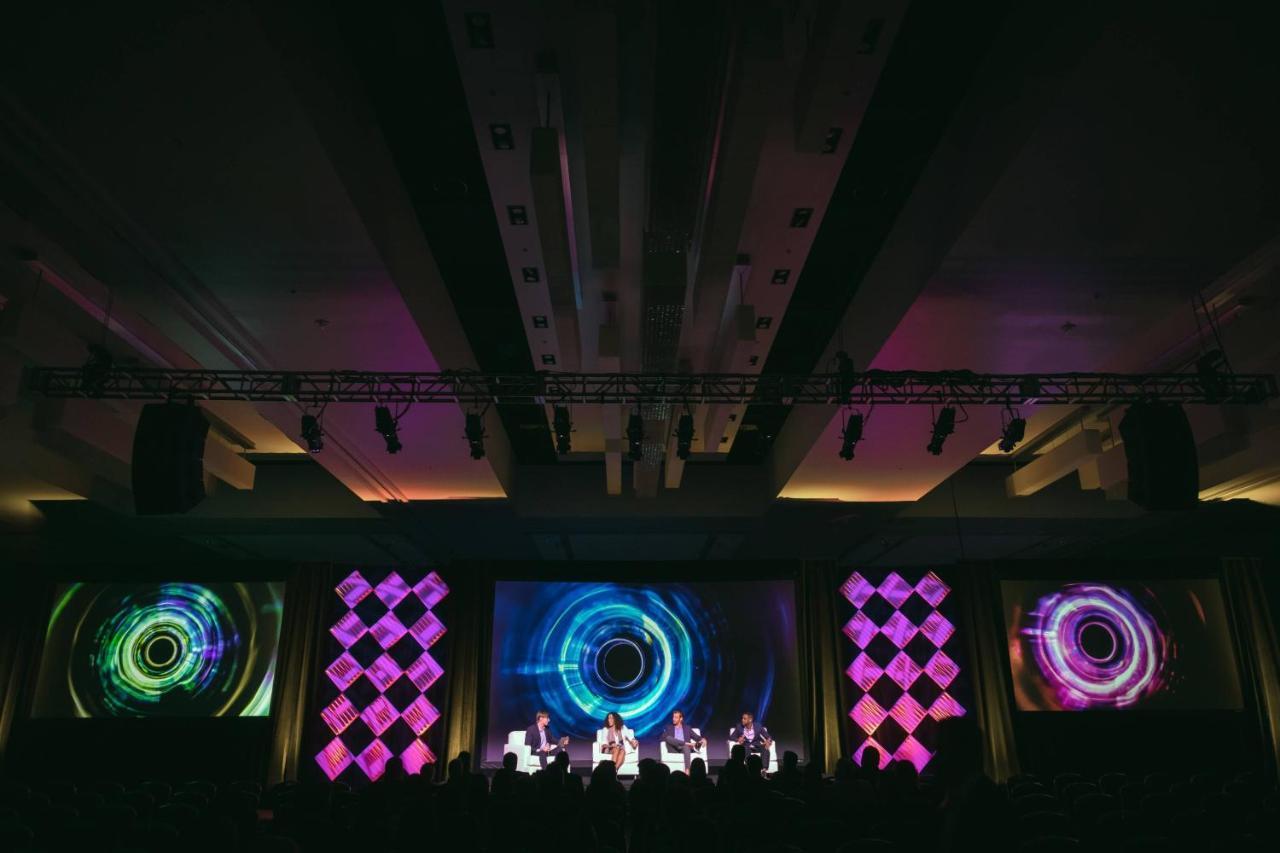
<box><xmin>484</xmin><ymin>580</ymin><xmax>804</xmax><ymax>764</ymax></box>
<box><xmin>1002</xmin><ymin>579</ymin><xmax>1242</xmax><ymax>711</ymax></box>
<box><xmin>33</xmin><ymin>582</ymin><xmax>284</xmax><ymax>718</ymax></box>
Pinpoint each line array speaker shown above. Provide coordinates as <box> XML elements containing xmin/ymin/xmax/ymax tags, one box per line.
<box><xmin>1119</xmin><ymin>402</ymin><xmax>1199</xmax><ymax>511</ymax></box>
<box><xmin>132</xmin><ymin>403</ymin><xmax>209</xmax><ymax>515</ymax></box>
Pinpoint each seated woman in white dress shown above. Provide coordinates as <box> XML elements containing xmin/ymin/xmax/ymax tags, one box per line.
<box><xmin>598</xmin><ymin>711</ymin><xmax>638</xmax><ymax>771</ymax></box>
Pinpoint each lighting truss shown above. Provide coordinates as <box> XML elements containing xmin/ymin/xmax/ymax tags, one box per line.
<box><xmin>24</xmin><ymin>367</ymin><xmax>1278</xmax><ymax>406</ymax></box>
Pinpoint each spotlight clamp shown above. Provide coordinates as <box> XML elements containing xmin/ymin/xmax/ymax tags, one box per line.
<box><xmin>464</xmin><ymin>410</ymin><xmax>487</xmax><ymax>460</ymax></box>
<box><xmin>25</xmin><ymin>368</ymin><xmax>1279</xmax><ymax>406</ymax></box>
<box><xmin>998</xmin><ymin>405</ymin><xmax>1027</xmax><ymax>454</ymax></box>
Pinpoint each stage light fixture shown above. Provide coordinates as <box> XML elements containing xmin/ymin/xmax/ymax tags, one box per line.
<box><xmin>927</xmin><ymin>406</ymin><xmax>956</xmax><ymax>456</ymax></box>
<box><xmin>839</xmin><ymin>412</ymin><xmax>864</xmax><ymax>461</ymax></box>
<box><xmin>626</xmin><ymin>412</ymin><xmax>644</xmax><ymax>461</ymax></box>
<box><xmin>998</xmin><ymin>408</ymin><xmax>1027</xmax><ymax>453</ymax></box>
<box><xmin>300</xmin><ymin>414</ymin><xmax>324</xmax><ymax>453</ymax></box>
<box><xmin>465</xmin><ymin>412</ymin><xmax>486</xmax><ymax>460</ymax></box>
<box><xmin>553</xmin><ymin>405</ymin><xmax>572</xmax><ymax>454</ymax></box>
<box><xmin>374</xmin><ymin>406</ymin><xmax>402</xmax><ymax>454</ymax></box>
<box><xmin>834</xmin><ymin>350</ymin><xmax>856</xmax><ymax>403</ymax></box>
<box><xmin>675</xmin><ymin>413</ymin><xmax>695</xmax><ymax>460</ymax></box>
<box><xmin>1196</xmin><ymin>349</ymin><xmax>1229</xmax><ymax>403</ymax></box>
<box><xmin>80</xmin><ymin>344</ymin><xmax>114</xmax><ymax>398</ymax></box>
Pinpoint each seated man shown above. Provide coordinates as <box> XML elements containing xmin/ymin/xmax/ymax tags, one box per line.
<box><xmin>525</xmin><ymin>710</ymin><xmax>570</xmax><ymax>769</ymax></box>
<box><xmin>729</xmin><ymin>712</ymin><xmax>773</xmax><ymax>774</ymax></box>
<box><xmin>660</xmin><ymin>709</ymin><xmax>707</xmax><ymax>771</ymax></box>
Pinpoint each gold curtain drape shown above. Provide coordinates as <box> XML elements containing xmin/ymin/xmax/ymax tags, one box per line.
<box><xmin>0</xmin><ymin>579</ymin><xmax>49</xmax><ymax>769</ymax></box>
<box><xmin>1222</xmin><ymin>556</ymin><xmax>1280</xmax><ymax>776</ymax></box>
<box><xmin>267</xmin><ymin>565</ymin><xmax>332</xmax><ymax>784</ymax></box>
<box><xmin>442</xmin><ymin>567</ymin><xmax>486</xmax><ymax>770</ymax></box>
<box><xmin>957</xmin><ymin>564</ymin><xmax>1020</xmax><ymax>781</ymax></box>
<box><xmin>800</xmin><ymin>561</ymin><xmax>846</xmax><ymax>771</ymax></box>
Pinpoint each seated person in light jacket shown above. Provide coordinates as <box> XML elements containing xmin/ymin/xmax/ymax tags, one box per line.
<box><xmin>660</xmin><ymin>709</ymin><xmax>707</xmax><ymax>771</ymax></box>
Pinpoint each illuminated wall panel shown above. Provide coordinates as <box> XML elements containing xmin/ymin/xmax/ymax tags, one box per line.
<box><xmin>315</xmin><ymin>569</ymin><xmax>448</xmax><ymax>783</ymax></box>
<box><xmin>841</xmin><ymin>569</ymin><xmax>966</xmax><ymax>772</ymax></box>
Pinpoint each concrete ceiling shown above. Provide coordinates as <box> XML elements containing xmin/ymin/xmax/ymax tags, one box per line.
<box><xmin>1</xmin><ymin>0</ymin><xmax>1278</xmax><ymax>544</ymax></box>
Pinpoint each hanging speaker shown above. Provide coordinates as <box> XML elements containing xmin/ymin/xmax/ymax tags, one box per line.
<box><xmin>1119</xmin><ymin>402</ymin><xmax>1199</xmax><ymax>511</ymax></box>
<box><xmin>132</xmin><ymin>403</ymin><xmax>209</xmax><ymax>515</ymax></box>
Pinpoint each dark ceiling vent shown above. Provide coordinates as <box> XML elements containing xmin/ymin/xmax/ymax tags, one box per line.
<box><xmin>858</xmin><ymin>19</ymin><xmax>885</xmax><ymax>54</ymax></box>
<box><xmin>822</xmin><ymin>127</ymin><xmax>843</xmax><ymax>153</ymax></box>
<box><xmin>490</xmin><ymin>123</ymin><xmax>514</xmax><ymax>150</ymax></box>
<box><xmin>535</xmin><ymin>50</ymin><xmax>558</xmax><ymax>73</ymax></box>
<box><xmin>466</xmin><ymin>12</ymin><xmax>494</xmax><ymax>49</ymax></box>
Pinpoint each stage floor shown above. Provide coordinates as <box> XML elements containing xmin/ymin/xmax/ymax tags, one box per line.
<box><xmin>479</xmin><ymin>761</ymin><xmax>727</xmax><ymax>782</ymax></box>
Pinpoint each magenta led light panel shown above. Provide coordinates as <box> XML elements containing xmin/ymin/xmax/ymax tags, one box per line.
<box><xmin>841</xmin><ymin>570</ymin><xmax>966</xmax><ymax>772</ymax></box>
<box><xmin>315</xmin><ymin>569</ymin><xmax>450</xmax><ymax>782</ymax></box>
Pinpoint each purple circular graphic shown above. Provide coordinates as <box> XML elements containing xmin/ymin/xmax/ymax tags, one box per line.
<box><xmin>1022</xmin><ymin>583</ymin><xmax>1168</xmax><ymax>709</ymax></box>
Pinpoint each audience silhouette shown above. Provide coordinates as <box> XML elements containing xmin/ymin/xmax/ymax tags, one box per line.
<box><xmin>0</xmin><ymin>723</ymin><xmax>1274</xmax><ymax>852</ymax></box>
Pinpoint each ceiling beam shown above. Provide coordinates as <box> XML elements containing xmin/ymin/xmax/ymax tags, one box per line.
<box><xmin>763</xmin><ymin>0</ymin><xmax>1104</xmax><ymax>488</ymax></box>
<box><xmin>253</xmin><ymin>2</ymin><xmax>516</xmax><ymax>492</ymax></box>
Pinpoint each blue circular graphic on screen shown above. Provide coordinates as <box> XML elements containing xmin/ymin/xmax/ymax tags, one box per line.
<box><xmin>595</xmin><ymin>638</ymin><xmax>645</xmax><ymax>688</ymax></box>
<box><xmin>527</xmin><ymin>584</ymin><xmax>720</xmax><ymax>735</ymax></box>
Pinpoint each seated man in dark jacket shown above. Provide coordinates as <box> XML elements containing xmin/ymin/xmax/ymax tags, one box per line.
<box><xmin>660</xmin><ymin>709</ymin><xmax>707</xmax><ymax>770</ymax></box>
<box><xmin>728</xmin><ymin>712</ymin><xmax>773</xmax><ymax>773</ymax></box>
<box><xmin>525</xmin><ymin>710</ymin><xmax>569</xmax><ymax>769</ymax></box>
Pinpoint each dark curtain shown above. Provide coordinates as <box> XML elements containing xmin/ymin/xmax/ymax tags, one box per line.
<box><xmin>267</xmin><ymin>564</ymin><xmax>333</xmax><ymax>784</ymax></box>
<box><xmin>956</xmin><ymin>564</ymin><xmax>1020</xmax><ymax>781</ymax></box>
<box><xmin>799</xmin><ymin>560</ymin><xmax>846</xmax><ymax>771</ymax></box>
<box><xmin>1223</xmin><ymin>556</ymin><xmax>1280</xmax><ymax>777</ymax></box>
<box><xmin>442</xmin><ymin>565</ymin><xmax>487</xmax><ymax>772</ymax></box>
<box><xmin>0</xmin><ymin>578</ymin><xmax>50</xmax><ymax>769</ymax></box>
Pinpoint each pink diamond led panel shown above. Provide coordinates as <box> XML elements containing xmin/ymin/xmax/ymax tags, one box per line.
<box><xmin>841</xmin><ymin>570</ymin><xmax>967</xmax><ymax>772</ymax></box>
<box><xmin>315</xmin><ymin>569</ymin><xmax>448</xmax><ymax>783</ymax></box>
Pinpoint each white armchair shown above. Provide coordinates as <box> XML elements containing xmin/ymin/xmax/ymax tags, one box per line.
<box><xmin>504</xmin><ymin>730</ymin><xmax>535</xmax><ymax>773</ymax></box>
<box><xmin>594</xmin><ymin>727</ymin><xmax>640</xmax><ymax>776</ymax></box>
<box><xmin>725</xmin><ymin>729</ymin><xmax>779</xmax><ymax>774</ymax></box>
<box><xmin>507</xmin><ymin>729</ymin><xmax>573</xmax><ymax>773</ymax></box>
<box><xmin>659</xmin><ymin>727</ymin><xmax>706</xmax><ymax>773</ymax></box>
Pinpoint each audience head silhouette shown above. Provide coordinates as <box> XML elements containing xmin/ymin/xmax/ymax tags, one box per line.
<box><xmin>933</xmin><ymin>715</ymin><xmax>985</xmax><ymax>784</ymax></box>
<box><xmin>0</xmin><ymin>746</ymin><xmax>1265</xmax><ymax>853</ymax></box>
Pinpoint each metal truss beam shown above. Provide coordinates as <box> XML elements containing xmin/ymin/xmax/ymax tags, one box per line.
<box><xmin>26</xmin><ymin>367</ymin><xmax>1278</xmax><ymax>406</ymax></box>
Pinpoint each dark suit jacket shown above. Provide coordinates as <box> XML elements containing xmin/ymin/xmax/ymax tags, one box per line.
<box><xmin>525</xmin><ymin>723</ymin><xmax>561</xmax><ymax>751</ymax></box>
<box><xmin>660</xmin><ymin>724</ymin><xmax>705</xmax><ymax>746</ymax></box>
<box><xmin>729</xmin><ymin>725</ymin><xmax>772</xmax><ymax>749</ymax></box>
